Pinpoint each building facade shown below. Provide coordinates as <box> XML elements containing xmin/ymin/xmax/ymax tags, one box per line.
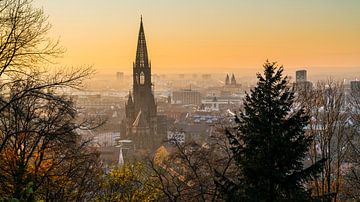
<box><xmin>172</xmin><ymin>89</ymin><xmax>202</xmax><ymax>106</ymax></box>
<box><xmin>294</xmin><ymin>69</ymin><xmax>312</xmax><ymax>92</ymax></box>
<box><xmin>350</xmin><ymin>80</ymin><xmax>360</xmax><ymax>93</ymax></box>
<box><xmin>296</xmin><ymin>70</ymin><xmax>307</xmax><ymax>82</ymax></box>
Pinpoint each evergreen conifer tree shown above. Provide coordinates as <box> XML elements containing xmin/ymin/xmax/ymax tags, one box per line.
<box><xmin>216</xmin><ymin>61</ymin><xmax>325</xmax><ymax>202</ymax></box>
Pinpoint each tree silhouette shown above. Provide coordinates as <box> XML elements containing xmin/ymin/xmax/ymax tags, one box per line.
<box><xmin>0</xmin><ymin>1</ymin><xmax>102</xmax><ymax>201</ymax></box>
<box><xmin>216</xmin><ymin>61</ymin><xmax>325</xmax><ymax>201</ymax></box>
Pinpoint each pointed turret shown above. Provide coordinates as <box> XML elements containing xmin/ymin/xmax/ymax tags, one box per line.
<box><xmin>135</xmin><ymin>16</ymin><xmax>149</xmax><ymax>68</ymax></box>
<box><xmin>125</xmin><ymin>91</ymin><xmax>135</xmax><ymax>122</ymax></box>
<box><xmin>127</xmin><ymin>91</ymin><xmax>133</xmax><ymax>105</ymax></box>
<box><xmin>225</xmin><ymin>74</ymin><xmax>230</xmax><ymax>85</ymax></box>
<box><xmin>231</xmin><ymin>74</ymin><xmax>236</xmax><ymax>85</ymax></box>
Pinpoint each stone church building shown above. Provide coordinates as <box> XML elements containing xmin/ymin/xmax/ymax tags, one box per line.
<box><xmin>120</xmin><ymin>17</ymin><xmax>166</xmax><ymax>157</ymax></box>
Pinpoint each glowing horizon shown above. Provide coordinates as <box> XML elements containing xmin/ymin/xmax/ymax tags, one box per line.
<box><xmin>36</xmin><ymin>0</ymin><xmax>360</xmax><ymax>74</ymax></box>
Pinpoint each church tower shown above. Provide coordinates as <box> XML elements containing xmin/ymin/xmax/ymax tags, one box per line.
<box><xmin>123</xmin><ymin>17</ymin><xmax>160</xmax><ymax>152</ymax></box>
<box><xmin>225</xmin><ymin>74</ymin><xmax>230</xmax><ymax>85</ymax></box>
<box><xmin>132</xmin><ymin>17</ymin><xmax>157</xmax><ymax>120</ymax></box>
<box><xmin>231</xmin><ymin>74</ymin><xmax>237</xmax><ymax>85</ymax></box>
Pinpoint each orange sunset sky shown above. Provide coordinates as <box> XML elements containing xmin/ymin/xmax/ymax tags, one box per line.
<box><xmin>35</xmin><ymin>0</ymin><xmax>360</xmax><ymax>75</ymax></box>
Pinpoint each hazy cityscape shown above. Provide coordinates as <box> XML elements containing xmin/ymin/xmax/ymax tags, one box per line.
<box><xmin>1</xmin><ymin>0</ymin><xmax>360</xmax><ymax>201</ymax></box>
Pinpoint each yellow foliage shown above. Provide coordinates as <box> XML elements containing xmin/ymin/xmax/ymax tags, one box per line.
<box><xmin>100</xmin><ymin>162</ymin><xmax>162</xmax><ymax>201</ymax></box>
<box><xmin>153</xmin><ymin>146</ymin><xmax>170</xmax><ymax>165</ymax></box>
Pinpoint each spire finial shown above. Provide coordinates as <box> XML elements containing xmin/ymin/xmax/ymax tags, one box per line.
<box><xmin>135</xmin><ymin>14</ymin><xmax>149</xmax><ymax>68</ymax></box>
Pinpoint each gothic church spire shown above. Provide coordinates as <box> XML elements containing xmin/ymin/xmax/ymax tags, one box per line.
<box><xmin>135</xmin><ymin>16</ymin><xmax>149</xmax><ymax>68</ymax></box>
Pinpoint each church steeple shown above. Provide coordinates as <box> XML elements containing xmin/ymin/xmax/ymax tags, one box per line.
<box><xmin>121</xmin><ymin>16</ymin><xmax>165</xmax><ymax>159</ymax></box>
<box><xmin>231</xmin><ymin>74</ymin><xmax>236</xmax><ymax>85</ymax></box>
<box><xmin>135</xmin><ymin>16</ymin><xmax>149</xmax><ymax>68</ymax></box>
<box><xmin>131</xmin><ymin>16</ymin><xmax>155</xmax><ymax>120</ymax></box>
<box><xmin>225</xmin><ymin>74</ymin><xmax>230</xmax><ymax>85</ymax></box>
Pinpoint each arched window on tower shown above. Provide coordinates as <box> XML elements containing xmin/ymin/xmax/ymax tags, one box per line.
<box><xmin>140</xmin><ymin>71</ymin><xmax>145</xmax><ymax>85</ymax></box>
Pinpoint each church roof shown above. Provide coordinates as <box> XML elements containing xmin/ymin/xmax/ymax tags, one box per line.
<box><xmin>132</xmin><ymin>110</ymin><xmax>149</xmax><ymax>128</ymax></box>
<box><xmin>135</xmin><ymin>16</ymin><xmax>149</xmax><ymax>68</ymax></box>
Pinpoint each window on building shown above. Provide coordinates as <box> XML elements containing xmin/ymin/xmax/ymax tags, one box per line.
<box><xmin>140</xmin><ymin>72</ymin><xmax>145</xmax><ymax>84</ymax></box>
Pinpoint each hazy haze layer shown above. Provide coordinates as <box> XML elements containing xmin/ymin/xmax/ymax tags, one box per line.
<box><xmin>35</xmin><ymin>0</ymin><xmax>360</xmax><ymax>75</ymax></box>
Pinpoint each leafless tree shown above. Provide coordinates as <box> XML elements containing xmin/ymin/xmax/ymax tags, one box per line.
<box><xmin>342</xmin><ymin>88</ymin><xmax>360</xmax><ymax>199</ymax></box>
<box><xmin>0</xmin><ymin>0</ymin><xmax>63</xmax><ymax>78</ymax></box>
<box><xmin>298</xmin><ymin>80</ymin><xmax>356</xmax><ymax>201</ymax></box>
<box><xmin>0</xmin><ymin>0</ymin><xmax>103</xmax><ymax>201</ymax></box>
<box><xmin>149</xmin><ymin>127</ymin><xmax>239</xmax><ymax>202</ymax></box>
<box><xmin>0</xmin><ymin>68</ymin><xmax>103</xmax><ymax>201</ymax></box>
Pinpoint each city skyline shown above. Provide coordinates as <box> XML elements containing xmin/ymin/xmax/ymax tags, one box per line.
<box><xmin>36</xmin><ymin>0</ymin><xmax>360</xmax><ymax>75</ymax></box>
<box><xmin>1</xmin><ymin>1</ymin><xmax>360</xmax><ymax>200</ymax></box>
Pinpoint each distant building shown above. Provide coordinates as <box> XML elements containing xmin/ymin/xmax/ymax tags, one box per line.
<box><xmin>296</xmin><ymin>70</ymin><xmax>307</xmax><ymax>83</ymax></box>
<box><xmin>172</xmin><ymin>89</ymin><xmax>202</xmax><ymax>106</ymax></box>
<box><xmin>116</xmin><ymin>72</ymin><xmax>124</xmax><ymax>80</ymax></box>
<box><xmin>202</xmin><ymin>95</ymin><xmax>243</xmax><ymax>111</ymax></box>
<box><xmin>167</xmin><ymin>131</ymin><xmax>185</xmax><ymax>144</ymax></box>
<box><xmin>74</xmin><ymin>93</ymin><xmax>124</xmax><ymax>110</ymax></box>
<box><xmin>224</xmin><ymin>73</ymin><xmax>241</xmax><ymax>87</ymax></box>
<box><xmin>170</xmin><ymin>110</ymin><xmax>222</xmax><ymax>143</ymax></box>
<box><xmin>350</xmin><ymin>80</ymin><xmax>360</xmax><ymax>100</ymax></box>
<box><xmin>294</xmin><ymin>69</ymin><xmax>312</xmax><ymax>92</ymax></box>
<box><xmin>350</xmin><ymin>80</ymin><xmax>360</xmax><ymax>93</ymax></box>
<box><xmin>222</xmin><ymin>73</ymin><xmax>242</xmax><ymax>96</ymax></box>
<box><xmin>97</xmin><ymin>147</ymin><xmax>120</xmax><ymax>165</ymax></box>
<box><xmin>231</xmin><ymin>74</ymin><xmax>237</xmax><ymax>85</ymax></box>
<box><xmin>93</xmin><ymin>132</ymin><xmax>120</xmax><ymax>147</ymax></box>
<box><xmin>202</xmin><ymin>74</ymin><xmax>211</xmax><ymax>80</ymax></box>
<box><xmin>120</xmin><ymin>17</ymin><xmax>166</xmax><ymax>157</ymax></box>
<box><xmin>225</xmin><ymin>74</ymin><xmax>230</xmax><ymax>85</ymax></box>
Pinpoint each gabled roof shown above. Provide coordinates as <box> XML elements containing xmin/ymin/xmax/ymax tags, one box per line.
<box><xmin>132</xmin><ymin>110</ymin><xmax>149</xmax><ymax>127</ymax></box>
